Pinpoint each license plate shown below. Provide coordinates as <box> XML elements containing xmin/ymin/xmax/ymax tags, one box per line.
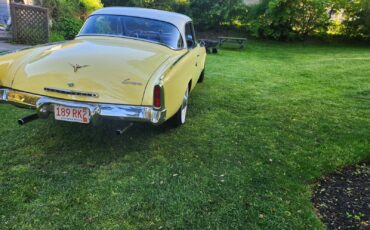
<box><xmin>54</xmin><ymin>105</ymin><xmax>90</xmax><ymax>124</ymax></box>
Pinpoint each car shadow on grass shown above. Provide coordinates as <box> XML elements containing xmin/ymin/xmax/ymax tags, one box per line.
<box><xmin>23</xmin><ymin>118</ymin><xmax>174</xmax><ymax>165</ymax></box>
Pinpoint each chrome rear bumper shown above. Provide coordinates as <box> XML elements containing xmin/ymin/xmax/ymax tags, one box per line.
<box><xmin>0</xmin><ymin>88</ymin><xmax>166</xmax><ymax>125</ymax></box>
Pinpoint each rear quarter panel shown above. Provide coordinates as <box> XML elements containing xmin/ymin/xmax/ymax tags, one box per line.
<box><xmin>141</xmin><ymin>50</ymin><xmax>194</xmax><ymax>119</ymax></box>
<box><xmin>142</xmin><ymin>45</ymin><xmax>206</xmax><ymax>121</ymax></box>
<box><xmin>163</xmin><ymin>52</ymin><xmax>195</xmax><ymax>118</ymax></box>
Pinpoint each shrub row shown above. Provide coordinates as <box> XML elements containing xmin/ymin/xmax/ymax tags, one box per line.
<box><xmin>102</xmin><ymin>0</ymin><xmax>370</xmax><ymax>41</ymax></box>
<box><xmin>246</xmin><ymin>0</ymin><xmax>370</xmax><ymax>41</ymax></box>
<box><xmin>34</xmin><ymin>0</ymin><xmax>102</xmax><ymax>40</ymax></box>
<box><xmin>41</xmin><ymin>0</ymin><xmax>370</xmax><ymax>42</ymax></box>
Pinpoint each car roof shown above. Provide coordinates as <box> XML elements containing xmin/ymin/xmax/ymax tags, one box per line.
<box><xmin>91</xmin><ymin>7</ymin><xmax>192</xmax><ymax>31</ymax></box>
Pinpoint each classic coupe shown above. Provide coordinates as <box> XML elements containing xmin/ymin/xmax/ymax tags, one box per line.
<box><xmin>0</xmin><ymin>7</ymin><xmax>206</xmax><ymax>130</ymax></box>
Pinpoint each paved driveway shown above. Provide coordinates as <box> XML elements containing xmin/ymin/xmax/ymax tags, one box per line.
<box><xmin>0</xmin><ymin>41</ymin><xmax>30</xmax><ymax>51</ymax></box>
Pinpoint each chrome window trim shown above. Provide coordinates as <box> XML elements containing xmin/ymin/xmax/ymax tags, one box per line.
<box><xmin>185</xmin><ymin>21</ymin><xmax>197</xmax><ymax>50</ymax></box>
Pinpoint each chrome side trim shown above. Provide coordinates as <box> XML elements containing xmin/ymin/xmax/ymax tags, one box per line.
<box><xmin>44</xmin><ymin>87</ymin><xmax>99</xmax><ymax>98</ymax></box>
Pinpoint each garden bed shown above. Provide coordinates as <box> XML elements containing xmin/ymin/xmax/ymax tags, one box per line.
<box><xmin>312</xmin><ymin>161</ymin><xmax>370</xmax><ymax>230</ymax></box>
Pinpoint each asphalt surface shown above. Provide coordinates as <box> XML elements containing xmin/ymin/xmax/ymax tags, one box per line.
<box><xmin>0</xmin><ymin>40</ymin><xmax>30</xmax><ymax>51</ymax></box>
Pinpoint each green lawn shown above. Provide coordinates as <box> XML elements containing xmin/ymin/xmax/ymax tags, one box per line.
<box><xmin>0</xmin><ymin>41</ymin><xmax>369</xmax><ymax>229</ymax></box>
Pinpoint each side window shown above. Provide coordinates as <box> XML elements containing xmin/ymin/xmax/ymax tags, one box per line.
<box><xmin>185</xmin><ymin>22</ymin><xmax>196</xmax><ymax>48</ymax></box>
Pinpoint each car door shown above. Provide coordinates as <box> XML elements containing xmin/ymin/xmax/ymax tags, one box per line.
<box><xmin>184</xmin><ymin>22</ymin><xmax>202</xmax><ymax>88</ymax></box>
<box><xmin>190</xmin><ymin>23</ymin><xmax>205</xmax><ymax>78</ymax></box>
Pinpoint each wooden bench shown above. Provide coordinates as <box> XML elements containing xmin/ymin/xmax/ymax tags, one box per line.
<box><xmin>218</xmin><ymin>36</ymin><xmax>247</xmax><ymax>49</ymax></box>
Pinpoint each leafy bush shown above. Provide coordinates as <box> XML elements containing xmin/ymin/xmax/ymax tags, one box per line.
<box><xmin>102</xmin><ymin>0</ymin><xmax>248</xmax><ymax>30</ymax></box>
<box><xmin>102</xmin><ymin>0</ymin><xmax>182</xmax><ymax>11</ymax></box>
<box><xmin>35</xmin><ymin>0</ymin><xmax>77</xmax><ymax>19</ymax></box>
<box><xmin>81</xmin><ymin>0</ymin><xmax>103</xmax><ymax>12</ymax></box>
<box><xmin>188</xmin><ymin>0</ymin><xmax>248</xmax><ymax>30</ymax></box>
<box><xmin>80</xmin><ymin>0</ymin><xmax>104</xmax><ymax>19</ymax></box>
<box><xmin>35</xmin><ymin>0</ymin><xmax>103</xmax><ymax>19</ymax></box>
<box><xmin>247</xmin><ymin>0</ymin><xmax>330</xmax><ymax>40</ymax></box>
<box><xmin>54</xmin><ymin>17</ymin><xmax>84</xmax><ymax>40</ymax></box>
<box><xmin>49</xmin><ymin>31</ymin><xmax>66</xmax><ymax>42</ymax></box>
<box><xmin>35</xmin><ymin>0</ymin><xmax>102</xmax><ymax>42</ymax></box>
<box><xmin>341</xmin><ymin>0</ymin><xmax>370</xmax><ymax>40</ymax></box>
<box><xmin>42</xmin><ymin>0</ymin><xmax>369</xmax><ymax>42</ymax></box>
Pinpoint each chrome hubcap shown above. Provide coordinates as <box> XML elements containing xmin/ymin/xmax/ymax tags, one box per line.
<box><xmin>181</xmin><ymin>88</ymin><xmax>188</xmax><ymax>124</ymax></box>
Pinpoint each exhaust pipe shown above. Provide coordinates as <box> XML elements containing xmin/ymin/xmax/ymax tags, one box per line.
<box><xmin>18</xmin><ymin>113</ymin><xmax>39</xmax><ymax>126</ymax></box>
<box><xmin>116</xmin><ymin>123</ymin><xmax>134</xmax><ymax>135</ymax></box>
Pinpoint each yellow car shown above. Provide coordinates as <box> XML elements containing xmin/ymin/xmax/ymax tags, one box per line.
<box><xmin>0</xmin><ymin>7</ymin><xmax>207</xmax><ymax>129</ymax></box>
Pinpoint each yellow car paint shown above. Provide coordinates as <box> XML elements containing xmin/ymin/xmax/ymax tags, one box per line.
<box><xmin>0</xmin><ymin>36</ymin><xmax>206</xmax><ymax>122</ymax></box>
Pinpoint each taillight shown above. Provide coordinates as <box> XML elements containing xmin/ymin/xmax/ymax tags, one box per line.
<box><xmin>153</xmin><ymin>85</ymin><xmax>161</xmax><ymax>108</ymax></box>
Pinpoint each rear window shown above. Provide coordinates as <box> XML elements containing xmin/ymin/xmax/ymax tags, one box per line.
<box><xmin>79</xmin><ymin>15</ymin><xmax>184</xmax><ymax>49</ymax></box>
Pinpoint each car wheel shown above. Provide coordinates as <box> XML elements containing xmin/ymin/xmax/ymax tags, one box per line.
<box><xmin>198</xmin><ymin>69</ymin><xmax>205</xmax><ymax>83</ymax></box>
<box><xmin>168</xmin><ymin>86</ymin><xmax>189</xmax><ymax>127</ymax></box>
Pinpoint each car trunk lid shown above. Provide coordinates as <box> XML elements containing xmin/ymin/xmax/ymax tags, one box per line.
<box><xmin>10</xmin><ymin>37</ymin><xmax>174</xmax><ymax>105</ymax></box>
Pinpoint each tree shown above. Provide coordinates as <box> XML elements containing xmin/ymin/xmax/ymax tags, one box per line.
<box><xmin>188</xmin><ymin>0</ymin><xmax>247</xmax><ymax>30</ymax></box>
<box><xmin>80</xmin><ymin>0</ymin><xmax>104</xmax><ymax>15</ymax></box>
<box><xmin>247</xmin><ymin>0</ymin><xmax>330</xmax><ymax>40</ymax></box>
<box><xmin>102</xmin><ymin>0</ymin><xmax>247</xmax><ymax>30</ymax></box>
<box><xmin>35</xmin><ymin>0</ymin><xmax>103</xmax><ymax>19</ymax></box>
<box><xmin>34</xmin><ymin>0</ymin><xmax>102</xmax><ymax>40</ymax></box>
<box><xmin>102</xmin><ymin>0</ymin><xmax>142</xmax><ymax>6</ymax></box>
<box><xmin>342</xmin><ymin>0</ymin><xmax>370</xmax><ymax>40</ymax></box>
<box><xmin>102</xmin><ymin>0</ymin><xmax>185</xmax><ymax>11</ymax></box>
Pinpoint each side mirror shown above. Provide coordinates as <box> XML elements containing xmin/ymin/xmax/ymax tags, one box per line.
<box><xmin>186</xmin><ymin>38</ymin><xmax>194</xmax><ymax>48</ymax></box>
<box><xmin>186</xmin><ymin>34</ymin><xmax>194</xmax><ymax>48</ymax></box>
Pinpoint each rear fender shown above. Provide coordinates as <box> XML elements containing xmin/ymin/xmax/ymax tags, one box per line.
<box><xmin>0</xmin><ymin>45</ymin><xmax>56</xmax><ymax>87</ymax></box>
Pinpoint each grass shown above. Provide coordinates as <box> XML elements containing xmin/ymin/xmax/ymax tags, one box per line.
<box><xmin>0</xmin><ymin>41</ymin><xmax>369</xmax><ymax>229</ymax></box>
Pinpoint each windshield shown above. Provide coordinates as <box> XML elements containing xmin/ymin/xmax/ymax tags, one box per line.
<box><xmin>79</xmin><ymin>15</ymin><xmax>184</xmax><ymax>49</ymax></box>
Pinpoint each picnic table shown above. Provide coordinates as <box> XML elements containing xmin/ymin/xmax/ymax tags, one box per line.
<box><xmin>218</xmin><ymin>36</ymin><xmax>247</xmax><ymax>49</ymax></box>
